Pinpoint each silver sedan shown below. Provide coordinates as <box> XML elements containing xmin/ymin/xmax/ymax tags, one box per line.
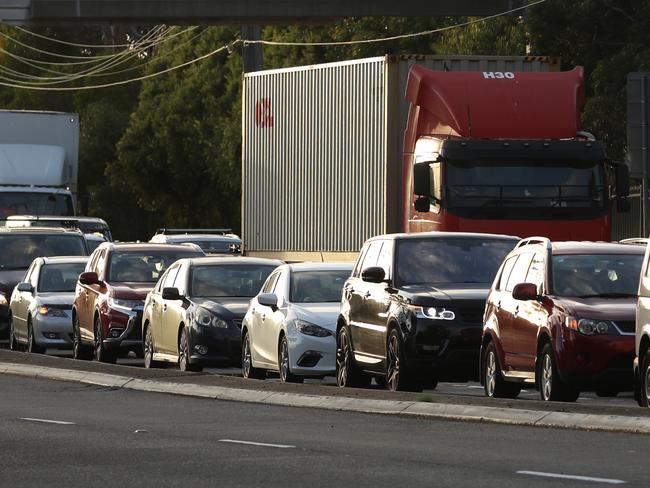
<box><xmin>9</xmin><ymin>256</ymin><xmax>88</xmax><ymax>353</ymax></box>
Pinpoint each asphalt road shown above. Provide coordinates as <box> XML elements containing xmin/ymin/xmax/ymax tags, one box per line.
<box><xmin>1</xmin><ymin>373</ymin><xmax>648</xmax><ymax>488</ymax></box>
<box><xmin>44</xmin><ymin>349</ymin><xmax>638</xmax><ymax>409</ymax></box>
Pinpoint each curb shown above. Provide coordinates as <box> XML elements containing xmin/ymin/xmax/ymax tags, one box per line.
<box><xmin>2</xmin><ymin>362</ymin><xmax>650</xmax><ymax>434</ymax></box>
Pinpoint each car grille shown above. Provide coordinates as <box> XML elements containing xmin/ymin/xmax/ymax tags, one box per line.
<box><xmin>458</xmin><ymin>308</ymin><xmax>484</xmax><ymax>326</ymax></box>
<box><xmin>614</xmin><ymin>320</ymin><xmax>635</xmax><ymax>334</ymax></box>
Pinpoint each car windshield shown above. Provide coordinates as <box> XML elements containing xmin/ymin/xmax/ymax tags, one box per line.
<box><xmin>395</xmin><ymin>238</ymin><xmax>517</xmax><ymax>286</ymax></box>
<box><xmin>108</xmin><ymin>250</ymin><xmax>201</xmax><ymax>283</ymax></box>
<box><xmin>0</xmin><ymin>234</ymin><xmax>87</xmax><ymax>270</ymax></box>
<box><xmin>38</xmin><ymin>262</ymin><xmax>87</xmax><ymax>293</ymax></box>
<box><xmin>552</xmin><ymin>254</ymin><xmax>644</xmax><ymax>297</ymax></box>
<box><xmin>190</xmin><ymin>264</ymin><xmax>276</xmax><ymax>297</ymax></box>
<box><xmin>290</xmin><ymin>269</ymin><xmax>351</xmax><ymax>303</ymax></box>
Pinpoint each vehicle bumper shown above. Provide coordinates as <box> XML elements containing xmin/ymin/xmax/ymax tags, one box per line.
<box><xmin>102</xmin><ymin>309</ymin><xmax>143</xmax><ymax>353</ymax></box>
<box><xmin>286</xmin><ymin>326</ymin><xmax>336</xmax><ymax>376</ymax></box>
<box><xmin>188</xmin><ymin>323</ymin><xmax>242</xmax><ymax>366</ymax></box>
<box><xmin>32</xmin><ymin>313</ymin><xmax>74</xmax><ymax>348</ymax></box>
<box><xmin>406</xmin><ymin>319</ymin><xmax>483</xmax><ymax>381</ymax></box>
<box><xmin>556</xmin><ymin>332</ymin><xmax>634</xmax><ymax>391</ymax></box>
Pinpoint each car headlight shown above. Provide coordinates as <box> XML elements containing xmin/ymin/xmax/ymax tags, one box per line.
<box><xmin>108</xmin><ymin>297</ymin><xmax>144</xmax><ymax>314</ymax></box>
<box><xmin>194</xmin><ymin>308</ymin><xmax>229</xmax><ymax>329</ymax></box>
<box><xmin>294</xmin><ymin>319</ymin><xmax>332</xmax><ymax>337</ymax></box>
<box><xmin>38</xmin><ymin>306</ymin><xmax>68</xmax><ymax>317</ymax></box>
<box><xmin>408</xmin><ymin>305</ymin><xmax>455</xmax><ymax>321</ymax></box>
<box><xmin>565</xmin><ymin>317</ymin><xmax>618</xmax><ymax>336</ymax></box>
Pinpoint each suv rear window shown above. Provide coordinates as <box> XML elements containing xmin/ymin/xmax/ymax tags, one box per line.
<box><xmin>0</xmin><ymin>234</ymin><xmax>87</xmax><ymax>269</ymax></box>
<box><xmin>394</xmin><ymin>238</ymin><xmax>516</xmax><ymax>286</ymax></box>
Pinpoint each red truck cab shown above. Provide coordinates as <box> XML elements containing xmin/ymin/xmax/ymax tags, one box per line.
<box><xmin>403</xmin><ymin>66</ymin><xmax>629</xmax><ymax>240</ymax></box>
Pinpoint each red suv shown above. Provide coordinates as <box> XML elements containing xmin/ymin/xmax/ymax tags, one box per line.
<box><xmin>481</xmin><ymin>237</ymin><xmax>644</xmax><ymax>402</ymax></box>
<box><xmin>72</xmin><ymin>242</ymin><xmax>204</xmax><ymax>363</ymax></box>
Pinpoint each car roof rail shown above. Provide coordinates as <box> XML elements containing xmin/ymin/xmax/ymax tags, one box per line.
<box><xmin>156</xmin><ymin>228</ymin><xmax>233</xmax><ymax>235</ymax></box>
<box><xmin>515</xmin><ymin>236</ymin><xmax>552</xmax><ymax>250</ymax></box>
<box><xmin>619</xmin><ymin>237</ymin><xmax>649</xmax><ymax>245</ymax></box>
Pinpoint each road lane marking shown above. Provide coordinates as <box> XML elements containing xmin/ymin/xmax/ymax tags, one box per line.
<box><xmin>517</xmin><ymin>471</ymin><xmax>625</xmax><ymax>484</ymax></box>
<box><xmin>219</xmin><ymin>439</ymin><xmax>295</xmax><ymax>449</ymax></box>
<box><xmin>20</xmin><ymin>418</ymin><xmax>75</xmax><ymax>425</ymax></box>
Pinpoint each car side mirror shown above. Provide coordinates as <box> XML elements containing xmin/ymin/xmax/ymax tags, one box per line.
<box><xmin>512</xmin><ymin>282</ymin><xmax>538</xmax><ymax>301</ymax></box>
<box><xmin>615</xmin><ymin>163</ymin><xmax>630</xmax><ymax>197</ymax></box>
<box><xmin>414</xmin><ymin>196</ymin><xmax>430</xmax><ymax>213</ymax></box>
<box><xmin>413</xmin><ymin>161</ymin><xmax>432</xmax><ymax>196</ymax></box>
<box><xmin>16</xmin><ymin>282</ymin><xmax>33</xmax><ymax>293</ymax></box>
<box><xmin>361</xmin><ymin>266</ymin><xmax>385</xmax><ymax>284</ymax></box>
<box><xmin>257</xmin><ymin>292</ymin><xmax>278</xmax><ymax>311</ymax></box>
<box><xmin>79</xmin><ymin>271</ymin><xmax>99</xmax><ymax>285</ymax></box>
<box><xmin>162</xmin><ymin>287</ymin><xmax>183</xmax><ymax>301</ymax></box>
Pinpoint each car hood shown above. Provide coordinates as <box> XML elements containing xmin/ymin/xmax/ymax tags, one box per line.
<box><xmin>0</xmin><ymin>269</ymin><xmax>27</xmax><ymax>295</ymax></box>
<box><xmin>557</xmin><ymin>297</ymin><xmax>637</xmax><ymax>320</ymax></box>
<box><xmin>35</xmin><ymin>292</ymin><xmax>76</xmax><ymax>306</ymax></box>
<box><xmin>110</xmin><ymin>283</ymin><xmax>155</xmax><ymax>300</ymax></box>
<box><xmin>401</xmin><ymin>283</ymin><xmax>490</xmax><ymax>303</ymax></box>
<box><xmin>290</xmin><ymin>303</ymin><xmax>340</xmax><ymax>331</ymax></box>
<box><xmin>194</xmin><ymin>297</ymin><xmax>251</xmax><ymax>319</ymax></box>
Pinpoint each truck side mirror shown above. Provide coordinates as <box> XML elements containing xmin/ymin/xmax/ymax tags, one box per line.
<box><xmin>616</xmin><ymin>163</ymin><xmax>630</xmax><ymax>197</ymax></box>
<box><xmin>413</xmin><ymin>162</ymin><xmax>432</xmax><ymax>196</ymax></box>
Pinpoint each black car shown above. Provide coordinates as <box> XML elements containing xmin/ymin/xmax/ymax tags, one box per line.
<box><xmin>141</xmin><ymin>257</ymin><xmax>282</xmax><ymax>371</ymax></box>
<box><xmin>336</xmin><ymin>231</ymin><xmax>519</xmax><ymax>391</ymax></box>
<box><xmin>0</xmin><ymin>226</ymin><xmax>89</xmax><ymax>343</ymax></box>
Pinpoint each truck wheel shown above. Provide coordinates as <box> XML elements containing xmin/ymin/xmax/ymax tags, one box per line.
<box><xmin>483</xmin><ymin>342</ymin><xmax>520</xmax><ymax>398</ymax></box>
<box><xmin>94</xmin><ymin>317</ymin><xmax>116</xmax><ymax>364</ymax></box>
<box><xmin>336</xmin><ymin>324</ymin><xmax>370</xmax><ymax>388</ymax></box>
<box><xmin>537</xmin><ymin>343</ymin><xmax>579</xmax><ymax>402</ymax></box>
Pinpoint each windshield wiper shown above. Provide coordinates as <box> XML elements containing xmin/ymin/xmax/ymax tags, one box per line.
<box><xmin>573</xmin><ymin>293</ymin><xmax>636</xmax><ymax>298</ymax></box>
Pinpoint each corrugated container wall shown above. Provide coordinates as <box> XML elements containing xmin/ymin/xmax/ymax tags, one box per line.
<box><xmin>242</xmin><ymin>55</ymin><xmax>559</xmax><ymax>259</ymax></box>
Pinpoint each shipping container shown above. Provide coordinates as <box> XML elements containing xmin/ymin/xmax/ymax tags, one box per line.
<box><xmin>242</xmin><ymin>55</ymin><xmax>559</xmax><ymax>261</ymax></box>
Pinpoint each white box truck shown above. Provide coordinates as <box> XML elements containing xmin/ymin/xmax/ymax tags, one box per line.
<box><xmin>0</xmin><ymin>110</ymin><xmax>79</xmax><ymax>220</ymax></box>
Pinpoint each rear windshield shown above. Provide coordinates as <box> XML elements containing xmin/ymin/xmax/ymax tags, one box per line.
<box><xmin>38</xmin><ymin>262</ymin><xmax>87</xmax><ymax>293</ymax></box>
<box><xmin>290</xmin><ymin>269</ymin><xmax>351</xmax><ymax>303</ymax></box>
<box><xmin>552</xmin><ymin>254</ymin><xmax>643</xmax><ymax>297</ymax></box>
<box><xmin>0</xmin><ymin>234</ymin><xmax>87</xmax><ymax>270</ymax></box>
<box><xmin>108</xmin><ymin>250</ymin><xmax>202</xmax><ymax>283</ymax></box>
<box><xmin>395</xmin><ymin>238</ymin><xmax>517</xmax><ymax>286</ymax></box>
<box><xmin>190</xmin><ymin>264</ymin><xmax>276</xmax><ymax>297</ymax></box>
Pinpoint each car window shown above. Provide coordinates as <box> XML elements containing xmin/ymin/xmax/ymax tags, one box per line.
<box><xmin>38</xmin><ymin>262</ymin><xmax>88</xmax><ymax>293</ymax></box>
<box><xmin>107</xmin><ymin>250</ymin><xmax>201</xmax><ymax>283</ymax></box>
<box><xmin>0</xmin><ymin>234</ymin><xmax>87</xmax><ymax>270</ymax></box>
<box><xmin>361</xmin><ymin>241</ymin><xmax>382</xmax><ymax>271</ymax></box>
<box><xmin>290</xmin><ymin>269</ymin><xmax>352</xmax><ymax>303</ymax></box>
<box><xmin>191</xmin><ymin>264</ymin><xmax>277</xmax><ymax>298</ymax></box>
<box><xmin>376</xmin><ymin>241</ymin><xmax>393</xmax><ymax>279</ymax></box>
<box><xmin>505</xmin><ymin>253</ymin><xmax>534</xmax><ymax>292</ymax></box>
<box><xmin>94</xmin><ymin>249</ymin><xmax>107</xmax><ymax>279</ymax></box>
<box><xmin>525</xmin><ymin>253</ymin><xmax>546</xmax><ymax>291</ymax></box>
<box><xmin>272</xmin><ymin>269</ymin><xmax>286</xmax><ymax>297</ymax></box>
<box><xmin>262</xmin><ymin>271</ymin><xmax>280</xmax><ymax>294</ymax></box>
<box><xmin>352</xmin><ymin>244</ymin><xmax>369</xmax><ymax>278</ymax></box>
<box><xmin>173</xmin><ymin>264</ymin><xmax>189</xmax><ymax>295</ymax></box>
<box><xmin>23</xmin><ymin>261</ymin><xmax>37</xmax><ymax>286</ymax></box>
<box><xmin>161</xmin><ymin>264</ymin><xmax>180</xmax><ymax>290</ymax></box>
<box><xmin>495</xmin><ymin>255</ymin><xmax>517</xmax><ymax>291</ymax></box>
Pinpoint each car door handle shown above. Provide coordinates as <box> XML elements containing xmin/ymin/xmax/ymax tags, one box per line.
<box><xmin>261</xmin><ymin>314</ymin><xmax>266</xmax><ymax>322</ymax></box>
<box><xmin>496</xmin><ymin>301</ymin><xmax>501</xmax><ymax>311</ymax></box>
<box><xmin>513</xmin><ymin>305</ymin><xmax>519</xmax><ymax>317</ymax></box>
<box><xmin>363</xmin><ymin>291</ymin><xmax>371</xmax><ymax>299</ymax></box>
<box><xmin>163</xmin><ymin>304</ymin><xmax>167</xmax><ymax>311</ymax></box>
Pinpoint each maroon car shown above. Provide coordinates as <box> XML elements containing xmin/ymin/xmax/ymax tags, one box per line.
<box><xmin>480</xmin><ymin>238</ymin><xmax>644</xmax><ymax>402</ymax></box>
<box><xmin>72</xmin><ymin>242</ymin><xmax>204</xmax><ymax>363</ymax></box>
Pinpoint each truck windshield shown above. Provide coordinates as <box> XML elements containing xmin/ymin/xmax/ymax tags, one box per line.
<box><xmin>446</xmin><ymin>160</ymin><xmax>605</xmax><ymax>210</ymax></box>
<box><xmin>0</xmin><ymin>235</ymin><xmax>87</xmax><ymax>270</ymax></box>
<box><xmin>395</xmin><ymin>238</ymin><xmax>517</xmax><ymax>286</ymax></box>
<box><xmin>0</xmin><ymin>192</ymin><xmax>73</xmax><ymax>218</ymax></box>
<box><xmin>552</xmin><ymin>254</ymin><xmax>643</xmax><ymax>297</ymax></box>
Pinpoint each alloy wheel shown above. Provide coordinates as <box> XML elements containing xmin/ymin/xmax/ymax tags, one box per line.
<box><xmin>386</xmin><ymin>333</ymin><xmax>400</xmax><ymax>391</ymax></box>
<box><xmin>9</xmin><ymin>318</ymin><xmax>16</xmax><ymax>351</ymax></box>
<box><xmin>179</xmin><ymin>329</ymin><xmax>188</xmax><ymax>371</ymax></box>
<box><xmin>645</xmin><ymin>364</ymin><xmax>650</xmax><ymax>408</ymax></box>
<box><xmin>242</xmin><ymin>335</ymin><xmax>252</xmax><ymax>378</ymax></box>
<box><xmin>542</xmin><ymin>353</ymin><xmax>553</xmax><ymax>401</ymax></box>
<box><xmin>485</xmin><ymin>350</ymin><xmax>497</xmax><ymax>397</ymax></box>
<box><xmin>144</xmin><ymin>327</ymin><xmax>153</xmax><ymax>369</ymax></box>
<box><xmin>336</xmin><ymin>329</ymin><xmax>350</xmax><ymax>387</ymax></box>
<box><xmin>279</xmin><ymin>338</ymin><xmax>289</xmax><ymax>382</ymax></box>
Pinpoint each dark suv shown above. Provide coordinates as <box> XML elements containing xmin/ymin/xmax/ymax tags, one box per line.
<box><xmin>71</xmin><ymin>242</ymin><xmax>204</xmax><ymax>363</ymax></box>
<box><xmin>336</xmin><ymin>231</ymin><xmax>518</xmax><ymax>391</ymax></box>
<box><xmin>0</xmin><ymin>226</ymin><xmax>88</xmax><ymax>343</ymax></box>
<box><xmin>481</xmin><ymin>237</ymin><xmax>644</xmax><ymax>402</ymax></box>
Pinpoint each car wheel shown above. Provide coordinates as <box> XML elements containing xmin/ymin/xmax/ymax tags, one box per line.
<box><xmin>642</xmin><ymin>348</ymin><xmax>650</xmax><ymax>408</ymax></box>
<box><xmin>242</xmin><ymin>330</ymin><xmax>265</xmax><ymax>379</ymax></box>
<box><xmin>73</xmin><ymin>316</ymin><xmax>92</xmax><ymax>360</ymax></box>
<box><xmin>278</xmin><ymin>335</ymin><xmax>302</xmax><ymax>383</ymax></box>
<box><xmin>94</xmin><ymin>316</ymin><xmax>116</xmax><ymax>364</ymax></box>
<box><xmin>386</xmin><ymin>328</ymin><xmax>422</xmax><ymax>392</ymax></box>
<box><xmin>483</xmin><ymin>342</ymin><xmax>520</xmax><ymax>399</ymax></box>
<box><xmin>336</xmin><ymin>324</ymin><xmax>370</xmax><ymax>388</ymax></box>
<box><xmin>178</xmin><ymin>327</ymin><xmax>202</xmax><ymax>372</ymax></box>
<box><xmin>143</xmin><ymin>326</ymin><xmax>164</xmax><ymax>369</ymax></box>
<box><xmin>8</xmin><ymin>315</ymin><xmax>19</xmax><ymax>351</ymax></box>
<box><xmin>538</xmin><ymin>343</ymin><xmax>579</xmax><ymax>402</ymax></box>
<box><xmin>27</xmin><ymin>318</ymin><xmax>45</xmax><ymax>354</ymax></box>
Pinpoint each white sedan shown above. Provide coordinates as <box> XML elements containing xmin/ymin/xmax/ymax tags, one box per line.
<box><xmin>241</xmin><ymin>262</ymin><xmax>353</xmax><ymax>382</ymax></box>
